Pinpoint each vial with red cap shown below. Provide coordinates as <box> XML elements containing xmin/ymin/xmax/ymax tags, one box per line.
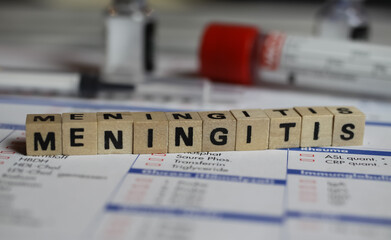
<box><xmin>199</xmin><ymin>23</ymin><xmax>391</xmax><ymax>98</ymax></box>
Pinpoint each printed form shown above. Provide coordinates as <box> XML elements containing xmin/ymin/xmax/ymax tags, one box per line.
<box><xmin>0</xmin><ymin>93</ymin><xmax>390</xmax><ymax>240</ymax></box>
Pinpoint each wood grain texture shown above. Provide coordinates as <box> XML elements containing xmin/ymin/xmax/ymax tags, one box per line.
<box><xmin>166</xmin><ymin>112</ymin><xmax>202</xmax><ymax>153</ymax></box>
<box><xmin>133</xmin><ymin>112</ymin><xmax>168</xmax><ymax>154</ymax></box>
<box><xmin>327</xmin><ymin>106</ymin><xmax>366</xmax><ymax>146</ymax></box>
<box><xmin>264</xmin><ymin>108</ymin><xmax>301</xmax><ymax>149</ymax></box>
<box><xmin>62</xmin><ymin>113</ymin><xmax>97</xmax><ymax>155</ymax></box>
<box><xmin>26</xmin><ymin>114</ymin><xmax>62</xmax><ymax>156</ymax></box>
<box><xmin>198</xmin><ymin>111</ymin><xmax>236</xmax><ymax>152</ymax></box>
<box><xmin>231</xmin><ymin>109</ymin><xmax>270</xmax><ymax>151</ymax></box>
<box><xmin>97</xmin><ymin>112</ymin><xmax>133</xmax><ymax>154</ymax></box>
<box><xmin>294</xmin><ymin>106</ymin><xmax>333</xmax><ymax>147</ymax></box>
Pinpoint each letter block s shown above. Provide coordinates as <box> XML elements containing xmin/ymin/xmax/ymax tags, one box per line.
<box><xmin>26</xmin><ymin>114</ymin><xmax>62</xmax><ymax>156</ymax></box>
<box><xmin>327</xmin><ymin>106</ymin><xmax>365</xmax><ymax>146</ymax></box>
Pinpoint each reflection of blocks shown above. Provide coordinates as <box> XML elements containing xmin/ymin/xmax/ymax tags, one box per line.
<box><xmin>97</xmin><ymin>112</ymin><xmax>133</xmax><ymax>154</ymax></box>
<box><xmin>62</xmin><ymin>113</ymin><xmax>97</xmax><ymax>155</ymax></box>
<box><xmin>295</xmin><ymin>107</ymin><xmax>333</xmax><ymax>147</ymax></box>
<box><xmin>166</xmin><ymin>112</ymin><xmax>202</xmax><ymax>153</ymax></box>
<box><xmin>264</xmin><ymin>108</ymin><xmax>301</xmax><ymax>149</ymax></box>
<box><xmin>198</xmin><ymin>111</ymin><xmax>236</xmax><ymax>152</ymax></box>
<box><xmin>133</xmin><ymin>112</ymin><xmax>168</xmax><ymax>154</ymax></box>
<box><xmin>231</xmin><ymin>109</ymin><xmax>270</xmax><ymax>151</ymax></box>
<box><xmin>327</xmin><ymin>106</ymin><xmax>366</xmax><ymax>146</ymax></box>
<box><xmin>26</xmin><ymin>114</ymin><xmax>62</xmax><ymax>156</ymax></box>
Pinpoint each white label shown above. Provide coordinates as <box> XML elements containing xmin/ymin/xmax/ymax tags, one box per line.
<box><xmin>259</xmin><ymin>33</ymin><xmax>391</xmax><ymax>96</ymax></box>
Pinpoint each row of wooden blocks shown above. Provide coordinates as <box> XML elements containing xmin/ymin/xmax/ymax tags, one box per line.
<box><xmin>25</xmin><ymin>106</ymin><xmax>365</xmax><ymax>156</ymax></box>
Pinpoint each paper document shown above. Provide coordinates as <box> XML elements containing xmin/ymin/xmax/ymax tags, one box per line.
<box><xmin>0</xmin><ymin>93</ymin><xmax>390</xmax><ymax>240</ymax></box>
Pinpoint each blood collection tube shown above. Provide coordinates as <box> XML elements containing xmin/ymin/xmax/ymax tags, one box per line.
<box><xmin>199</xmin><ymin>23</ymin><xmax>391</xmax><ymax>98</ymax></box>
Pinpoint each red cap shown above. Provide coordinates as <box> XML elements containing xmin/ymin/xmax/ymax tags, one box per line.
<box><xmin>199</xmin><ymin>23</ymin><xmax>259</xmax><ymax>85</ymax></box>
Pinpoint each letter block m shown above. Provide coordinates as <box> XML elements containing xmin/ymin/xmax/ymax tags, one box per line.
<box><xmin>26</xmin><ymin>114</ymin><xmax>62</xmax><ymax>156</ymax></box>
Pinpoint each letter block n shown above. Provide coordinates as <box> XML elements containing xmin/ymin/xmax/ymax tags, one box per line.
<box><xmin>264</xmin><ymin>108</ymin><xmax>301</xmax><ymax>149</ymax></box>
<box><xmin>198</xmin><ymin>111</ymin><xmax>236</xmax><ymax>152</ymax></box>
<box><xmin>26</xmin><ymin>114</ymin><xmax>62</xmax><ymax>156</ymax></box>
<box><xmin>62</xmin><ymin>113</ymin><xmax>97</xmax><ymax>155</ymax></box>
<box><xmin>97</xmin><ymin>112</ymin><xmax>133</xmax><ymax>154</ymax></box>
<box><xmin>166</xmin><ymin>112</ymin><xmax>202</xmax><ymax>153</ymax></box>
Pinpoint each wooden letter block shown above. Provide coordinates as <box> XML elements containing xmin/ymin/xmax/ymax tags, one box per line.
<box><xmin>327</xmin><ymin>106</ymin><xmax>366</xmax><ymax>146</ymax></box>
<box><xmin>198</xmin><ymin>111</ymin><xmax>236</xmax><ymax>152</ymax></box>
<box><xmin>230</xmin><ymin>109</ymin><xmax>270</xmax><ymax>151</ymax></box>
<box><xmin>133</xmin><ymin>112</ymin><xmax>168</xmax><ymax>154</ymax></box>
<box><xmin>26</xmin><ymin>114</ymin><xmax>62</xmax><ymax>156</ymax></box>
<box><xmin>62</xmin><ymin>113</ymin><xmax>97</xmax><ymax>155</ymax></box>
<box><xmin>166</xmin><ymin>112</ymin><xmax>202</xmax><ymax>153</ymax></box>
<box><xmin>97</xmin><ymin>112</ymin><xmax>133</xmax><ymax>154</ymax></box>
<box><xmin>294</xmin><ymin>106</ymin><xmax>333</xmax><ymax>147</ymax></box>
<box><xmin>264</xmin><ymin>108</ymin><xmax>301</xmax><ymax>149</ymax></box>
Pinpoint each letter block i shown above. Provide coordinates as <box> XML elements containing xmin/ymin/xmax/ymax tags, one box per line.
<box><xmin>294</xmin><ymin>106</ymin><xmax>333</xmax><ymax>147</ymax></box>
<box><xmin>133</xmin><ymin>112</ymin><xmax>168</xmax><ymax>154</ymax></box>
<box><xmin>198</xmin><ymin>111</ymin><xmax>236</xmax><ymax>152</ymax></box>
<box><xmin>264</xmin><ymin>108</ymin><xmax>301</xmax><ymax>149</ymax></box>
<box><xmin>26</xmin><ymin>114</ymin><xmax>62</xmax><ymax>156</ymax></box>
<box><xmin>97</xmin><ymin>112</ymin><xmax>133</xmax><ymax>154</ymax></box>
<box><xmin>166</xmin><ymin>112</ymin><xmax>202</xmax><ymax>153</ymax></box>
<box><xmin>62</xmin><ymin>113</ymin><xmax>97</xmax><ymax>155</ymax></box>
<box><xmin>230</xmin><ymin>109</ymin><xmax>270</xmax><ymax>151</ymax></box>
<box><xmin>327</xmin><ymin>106</ymin><xmax>365</xmax><ymax>146</ymax></box>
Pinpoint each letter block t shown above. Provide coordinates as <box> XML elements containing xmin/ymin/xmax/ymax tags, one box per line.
<box><xmin>133</xmin><ymin>112</ymin><xmax>168</xmax><ymax>154</ymax></box>
<box><xmin>327</xmin><ymin>106</ymin><xmax>366</xmax><ymax>146</ymax></box>
<box><xmin>97</xmin><ymin>112</ymin><xmax>133</xmax><ymax>154</ymax></box>
<box><xmin>264</xmin><ymin>108</ymin><xmax>302</xmax><ymax>149</ymax></box>
<box><xmin>26</xmin><ymin>114</ymin><xmax>62</xmax><ymax>156</ymax></box>
<box><xmin>166</xmin><ymin>112</ymin><xmax>202</xmax><ymax>153</ymax></box>
<box><xmin>198</xmin><ymin>111</ymin><xmax>236</xmax><ymax>152</ymax></box>
<box><xmin>62</xmin><ymin>113</ymin><xmax>97</xmax><ymax>155</ymax></box>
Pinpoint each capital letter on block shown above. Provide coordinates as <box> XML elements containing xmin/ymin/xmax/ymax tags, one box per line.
<box><xmin>133</xmin><ymin>112</ymin><xmax>168</xmax><ymax>154</ymax></box>
<box><xmin>97</xmin><ymin>112</ymin><xmax>133</xmax><ymax>154</ymax></box>
<box><xmin>26</xmin><ymin>114</ymin><xmax>62</xmax><ymax>156</ymax></box>
<box><xmin>327</xmin><ymin>106</ymin><xmax>365</xmax><ymax>146</ymax></box>
<box><xmin>166</xmin><ymin>112</ymin><xmax>202</xmax><ymax>153</ymax></box>
<box><xmin>294</xmin><ymin>107</ymin><xmax>333</xmax><ymax>147</ymax></box>
<box><xmin>198</xmin><ymin>111</ymin><xmax>236</xmax><ymax>152</ymax></box>
<box><xmin>231</xmin><ymin>109</ymin><xmax>270</xmax><ymax>151</ymax></box>
<box><xmin>62</xmin><ymin>113</ymin><xmax>97</xmax><ymax>155</ymax></box>
<box><xmin>264</xmin><ymin>108</ymin><xmax>301</xmax><ymax>149</ymax></box>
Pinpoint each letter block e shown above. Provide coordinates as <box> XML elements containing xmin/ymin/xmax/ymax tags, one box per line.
<box><xmin>62</xmin><ymin>113</ymin><xmax>97</xmax><ymax>155</ymax></box>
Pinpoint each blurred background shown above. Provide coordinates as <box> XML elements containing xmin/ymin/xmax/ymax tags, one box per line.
<box><xmin>0</xmin><ymin>0</ymin><xmax>390</xmax><ymax>61</ymax></box>
<box><xmin>0</xmin><ymin>0</ymin><xmax>390</xmax><ymax>102</ymax></box>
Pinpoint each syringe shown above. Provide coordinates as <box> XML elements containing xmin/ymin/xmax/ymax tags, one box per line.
<box><xmin>200</xmin><ymin>23</ymin><xmax>391</xmax><ymax>98</ymax></box>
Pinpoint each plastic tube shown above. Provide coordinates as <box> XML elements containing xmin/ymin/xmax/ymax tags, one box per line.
<box><xmin>199</xmin><ymin>23</ymin><xmax>391</xmax><ymax>98</ymax></box>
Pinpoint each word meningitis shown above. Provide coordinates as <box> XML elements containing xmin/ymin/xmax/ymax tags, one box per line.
<box><xmin>25</xmin><ymin>106</ymin><xmax>365</xmax><ymax>156</ymax></box>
